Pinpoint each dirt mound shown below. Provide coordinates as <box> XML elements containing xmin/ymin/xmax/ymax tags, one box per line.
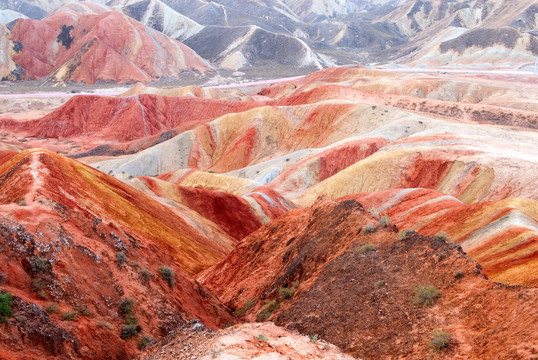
<box><xmin>200</xmin><ymin>197</ymin><xmax>538</xmax><ymax>359</ymax></box>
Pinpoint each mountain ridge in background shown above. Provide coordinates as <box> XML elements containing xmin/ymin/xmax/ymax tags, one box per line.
<box><xmin>0</xmin><ymin>0</ymin><xmax>535</xmax><ymax>84</ymax></box>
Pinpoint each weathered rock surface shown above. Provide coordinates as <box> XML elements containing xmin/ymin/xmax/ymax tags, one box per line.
<box><xmin>139</xmin><ymin>321</ymin><xmax>354</xmax><ymax>360</ymax></box>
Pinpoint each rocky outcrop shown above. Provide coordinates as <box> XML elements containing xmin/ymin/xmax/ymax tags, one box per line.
<box><xmin>0</xmin><ymin>149</ymin><xmax>235</xmax><ymax>359</ymax></box>
<box><xmin>200</xmin><ymin>197</ymin><xmax>538</xmax><ymax>359</ymax></box>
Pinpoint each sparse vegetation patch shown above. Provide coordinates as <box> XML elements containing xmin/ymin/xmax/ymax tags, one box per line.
<box><xmin>427</xmin><ymin>330</ymin><xmax>451</xmax><ymax>352</ymax></box>
<box><xmin>379</xmin><ymin>214</ymin><xmax>391</xmax><ymax>228</ymax></box>
<box><xmin>278</xmin><ymin>287</ymin><xmax>295</xmax><ymax>300</ymax></box>
<box><xmin>158</xmin><ymin>266</ymin><xmax>175</xmax><ymax>287</ymax></box>
<box><xmin>116</xmin><ymin>251</ymin><xmax>127</xmax><ymax>266</ymax></box>
<box><xmin>357</xmin><ymin>244</ymin><xmax>377</xmax><ymax>254</ymax></box>
<box><xmin>234</xmin><ymin>298</ymin><xmax>256</xmax><ymax>317</ymax></box>
<box><xmin>255</xmin><ymin>334</ymin><xmax>267</xmax><ymax>341</ymax></box>
<box><xmin>374</xmin><ymin>280</ymin><xmax>386</xmax><ymax>288</ymax></box>
<box><xmin>120</xmin><ymin>324</ymin><xmax>140</xmax><ymax>339</ymax></box>
<box><xmin>397</xmin><ymin>229</ymin><xmax>415</xmax><ymax>240</ymax></box>
<box><xmin>139</xmin><ymin>268</ymin><xmax>154</xmax><ymax>284</ymax></box>
<box><xmin>44</xmin><ymin>302</ymin><xmax>59</xmax><ymax>314</ymax></box>
<box><xmin>362</xmin><ymin>223</ymin><xmax>377</xmax><ymax>234</ymax></box>
<box><xmin>433</xmin><ymin>232</ymin><xmax>450</xmax><ymax>242</ymax></box>
<box><xmin>411</xmin><ymin>285</ymin><xmax>441</xmax><ymax>307</ymax></box>
<box><xmin>0</xmin><ymin>292</ymin><xmax>13</xmax><ymax>323</ymax></box>
<box><xmin>138</xmin><ymin>335</ymin><xmax>155</xmax><ymax>350</ymax></box>
<box><xmin>256</xmin><ymin>300</ymin><xmax>279</xmax><ymax>321</ymax></box>
<box><xmin>30</xmin><ymin>257</ymin><xmax>51</xmax><ymax>273</ymax></box>
<box><xmin>61</xmin><ymin>311</ymin><xmax>78</xmax><ymax>321</ymax></box>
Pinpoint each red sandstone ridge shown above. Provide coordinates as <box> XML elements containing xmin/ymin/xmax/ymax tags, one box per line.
<box><xmin>341</xmin><ymin>188</ymin><xmax>538</xmax><ymax>287</ymax></box>
<box><xmin>200</xmin><ymin>197</ymin><xmax>538</xmax><ymax>359</ymax></box>
<box><xmin>0</xmin><ymin>95</ymin><xmax>264</xmax><ymax>143</ymax></box>
<box><xmin>0</xmin><ymin>149</ymin><xmax>236</xmax><ymax>359</ymax></box>
<box><xmin>8</xmin><ymin>4</ymin><xmax>210</xmax><ymax>84</ymax></box>
<box><xmin>133</xmin><ymin>176</ymin><xmax>292</xmax><ymax>241</ymax></box>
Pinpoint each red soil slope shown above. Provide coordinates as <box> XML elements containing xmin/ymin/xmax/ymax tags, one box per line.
<box><xmin>0</xmin><ymin>95</ymin><xmax>264</xmax><ymax>142</ymax></box>
<box><xmin>200</xmin><ymin>197</ymin><xmax>538</xmax><ymax>359</ymax></box>
<box><xmin>0</xmin><ymin>150</ymin><xmax>235</xmax><ymax>359</ymax></box>
<box><xmin>0</xmin><ymin>149</ymin><xmax>235</xmax><ymax>274</ymax></box>
<box><xmin>9</xmin><ymin>7</ymin><xmax>209</xmax><ymax>84</ymax></box>
<box><xmin>138</xmin><ymin>177</ymin><xmax>260</xmax><ymax>241</ymax></box>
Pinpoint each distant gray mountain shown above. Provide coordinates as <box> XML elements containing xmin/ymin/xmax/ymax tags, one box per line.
<box><xmin>0</xmin><ymin>0</ymin><xmax>536</xmax><ymax>80</ymax></box>
<box><xmin>0</xmin><ymin>0</ymin><xmax>48</xmax><ymax>18</ymax></box>
<box><xmin>113</xmin><ymin>0</ymin><xmax>331</xmax><ymax>70</ymax></box>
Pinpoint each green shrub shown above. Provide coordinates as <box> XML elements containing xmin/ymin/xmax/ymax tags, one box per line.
<box><xmin>234</xmin><ymin>298</ymin><xmax>256</xmax><ymax>317</ymax></box>
<box><xmin>374</xmin><ymin>280</ymin><xmax>386</xmax><ymax>288</ymax></box>
<box><xmin>278</xmin><ymin>287</ymin><xmax>294</xmax><ymax>300</ymax></box>
<box><xmin>433</xmin><ymin>232</ymin><xmax>450</xmax><ymax>242</ymax></box>
<box><xmin>30</xmin><ymin>257</ymin><xmax>51</xmax><ymax>273</ymax></box>
<box><xmin>427</xmin><ymin>331</ymin><xmax>451</xmax><ymax>352</ymax></box>
<box><xmin>118</xmin><ymin>298</ymin><xmax>135</xmax><ymax>315</ymax></box>
<box><xmin>309</xmin><ymin>334</ymin><xmax>319</xmax><ymax>343</ymax></box>
<box><xmin>255</xmin><ymin>334</ymin><xmax>267</xmax><ymax>341</ymax></box>
<box><xmin>138</xmin><ymin>335</ymin><xmax>155</xmax><ymax>350</ymax></box>
<box><xmin>379</xmin><ymin>214</ymin><xmax>391</xmax><ymax>228</ymax></box>
<box><xmin>18</xmin><ymin>200</ymin><xmax>26</xmax><ymax>206</ymax></box>
<box><xmin>454</xmin><ymin>270</ymin><xmax>464</xmax><ymax>279</ymax></box>
<box><xmin>31</xmin><ymin>278</ymin><xmax>46</xmax><ymax>292</ymax></box>
<box><xmin>0</xmin><ymin>292</ymin><xmax>13</xmax><ymax>323</ymax></box>
<box><xmin>61</xmin><ymin>311</ymin><xmax>78</xmax><ymax>321</ymax></box>
<box><xmin>362</xmin><ymin>223</ymin><xmax>377</xmax><ymax>234</ymax></box>
<box><xmin>158</xmin><ymin>266</ymin><xmax>175</xmax><ymax>287</ymax></box>
<box><xmin>97</xmin><ymin>320</ymin><xmax>113</xmax><ymax>330</ymax></box>
<box><xmin>256</xmin><ymin>300</ymin><xmax>278</xmax><ymax>322</ymax></box>
<box><xmin>44</xmin><ymin>302</ymin><xmax>59</xmax><ymax>314</ymax></box>
<box><xmin>116</xmin><ymin>252</ymin><xmax>127</xmax><ymax>266</ymax></box>
<box><xmin>125</xmin><ymin>314</ymin><xmax>139</xmax><ymax>325</ymax></box>
<box><xmin>120</xmin><ymin>324</ymin><xmax>140</xmax><ymax>339</ymax></box>
<box><xmin>357</xmin><ymin>244</ymin><xmax>377</xmax><ymax>254</ymax></box>
<box><xmin>397</xmin><ymin>229</ymin><xmax>414</xmax><ymax>240</ymax></box>
<box><xmin>74</xmin><ymin>304</ymin><xmax>92</xmax><ymax>317</ymax></box>
<box><xmin>411</xmin><ymin>285</ymin><xmax>441</xmax><ymax>307</ymax></box>
<box><xmin>139</xmin><ymin>269</ymin><xmax>153</xmax><ymax>284</ymax></box>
